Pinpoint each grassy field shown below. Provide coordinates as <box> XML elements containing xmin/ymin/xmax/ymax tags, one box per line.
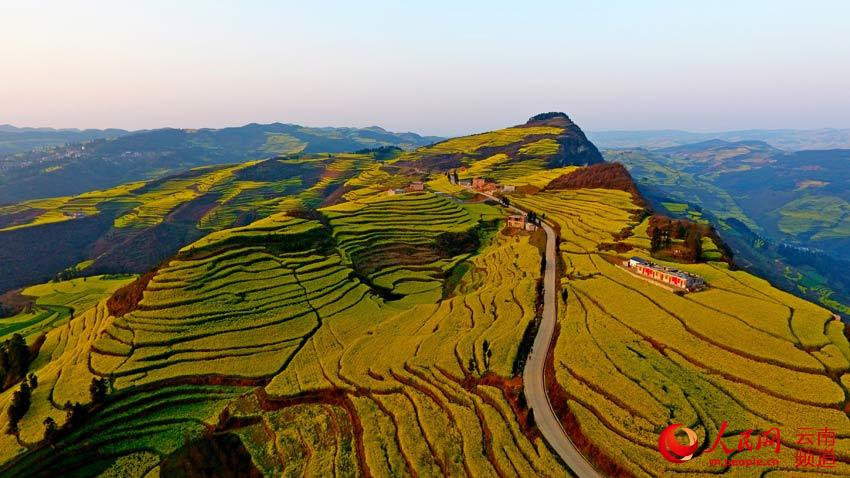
<box><xmin>323</xmin><ymin>191</ymin><xmax>496</xmax><ymax>303</ymax></box>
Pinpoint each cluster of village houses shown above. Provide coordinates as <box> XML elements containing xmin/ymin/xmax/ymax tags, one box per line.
<box><xmin>386</xmin><ymin>181</ymin><xmax>425</xmax><ymax>195</ymax></box>
<box><xmin>455</xmin><ymin>177</ymin><xmax>515</xmax><ymax>193</ymax></box>
<box><xmin>506</xmin><ymin>214</ymin><xmax>538</xmax><ymax>231</ymax></box>
<box><xmin>387</xmin><ymin>174</ymin><xmax>518</xmax><ymax>196</ymax></box>
<box><xmin>386</xmin><ymin>175</ymin><xmax>538</xmax><ymax>231</ymax></box>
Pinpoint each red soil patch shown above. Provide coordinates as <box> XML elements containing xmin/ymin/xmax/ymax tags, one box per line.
<box><xmin>106</xmin><ymin>269</ymin><xmax>157</xmax><ymax>317</ymax></box>
<box><xmin>545</xmin><ymin>162</ymin><xmax>645</xmax><ymax>207</ymax></box>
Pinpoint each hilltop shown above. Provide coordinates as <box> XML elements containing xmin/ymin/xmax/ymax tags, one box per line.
<box><xmin>396</xmin><ymin>112</ymin><xmax>602</xmax><ymax>171</ymax></box>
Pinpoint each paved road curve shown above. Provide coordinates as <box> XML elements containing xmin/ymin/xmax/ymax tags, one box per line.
<box><xmin>469</xmin><ymin>188</ymin><xmax>604</xmax><ymax>477</ymax></box>
<box><xmin>523</xmin><ymin>219</ymin><xmax>605</xmax><ymax>478</ymax></box>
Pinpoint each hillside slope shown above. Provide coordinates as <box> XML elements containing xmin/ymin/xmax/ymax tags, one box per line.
<box><xmin>0</xmin><ymin>114</ymin><xmax>597</xmax><ymax>296</ymax></box>
<box><xmin>509</xmin><ymin>181</ymin><xmax>850</xmax><ymax>477</ymax></box>
<box><xmin>0</xmin><ymin>123</ymin><xmax>441</xmax><ymax>204</ymax></box>
<box><xmin>0</xmin><ymin>115</ymin><xmax>846</xmax><ymax>478</ymax></box>
<box><xmin>610</xmin><ymin>142</ymin><xmax>850</xmax><ymax>315</ymax></box>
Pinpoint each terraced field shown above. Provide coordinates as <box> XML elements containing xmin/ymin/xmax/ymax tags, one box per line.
<box><xmin>324</xmin><ymin>192</ymin><xmax>497</xmax><ymax>302</ymax></box>
<box><xmin>0</xmin><ymin>171</ymin><xmax>567</xmax><ymax>476</ymax></box>
<box><xmin>509</xmin><ymin>186</ymin><xmax>850</xmax><ymax>476</ymax></box>
<box><xmin>2</xmin><ymin>114</ymin><xmax>846</xmax><ymax>477</ymax></box>
<box><xmin>414</xmin><ymin>126</ymin><xmax>563</xmax><ymax>156</ymax></box>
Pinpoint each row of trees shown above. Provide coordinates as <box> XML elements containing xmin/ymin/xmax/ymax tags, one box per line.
<box><xmin>446</xmin><ymin>170</ymin><xmax>460</xmax><ymax>184</ymax></box>
<box><xmin>6</xmin><ymin>372</ymin><xmax>111</xmax><ymax>446</ymax></box>
<box><xmin>525</xmin><ymin>211</ymin><xmax>543</xmax><ymax>226</ymax></box>
<box><xmin>42</xmin><ymin>377</ymin><xmax>111</xmax><ymax>445</ymax></box>
<box><xmin>7</xmin><ymin>373</ymin><xmax>38</xmax><ymax>434</ymax></box>
<box><xmin>467</xmin><ymin>340</ymin><xmax>494</xmax><ymax>375</ymax></box>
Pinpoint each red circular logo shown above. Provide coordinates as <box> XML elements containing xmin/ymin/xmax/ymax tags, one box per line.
<box><xmin>658</xmin><ymin>424</ymin><xmax>699</xmax><ymax>463</ymax></box>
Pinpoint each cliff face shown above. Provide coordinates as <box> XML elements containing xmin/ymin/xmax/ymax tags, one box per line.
<box><xmin>524</xmin><ymin>112</ymin><xmax>604</xmax><ymax>167</ymax></box>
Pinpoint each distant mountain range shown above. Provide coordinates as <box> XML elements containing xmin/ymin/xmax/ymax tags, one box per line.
<box><xmin>0</xmin><ymin>123</ymin><xmax>442</xmax><ymax>204</ymax></box>
<box><xmin>0</xmin><ymin>125</ymin><xmax>129</xmax><ymax>155</ymax></box>
<box><xmin>589</xmin><ymin>128</ymin><xmax>850</xmax><ymax>151</ymax></box>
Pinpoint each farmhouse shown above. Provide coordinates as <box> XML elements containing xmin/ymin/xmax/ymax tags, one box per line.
<box><xmin>408</xmin><ymin>181</ymin><xmax>425</xmax><ymax>191</ymax></box>
<box><xmin>500</xmin><ymin>184</ymin><xmax>516</xmax><ymax>192</ymax></box>
<box><xmin>386</xmin><ymin>188</ymin><xmax>406</xmax><ymax>196</ymax></box>
<box><xmin>506</xmin><ymin>214</ymin><xmax>538</xmax><ymax>232</ymax></box>
<box><xmin>470</xmin><ymin>177</ymin><xmax>498</xmax><ymax>192</ymax></box>
<box><xmin>627</xmin><ymin>257</ymin><xmax>705</xmax><ymax>290</ymax></box>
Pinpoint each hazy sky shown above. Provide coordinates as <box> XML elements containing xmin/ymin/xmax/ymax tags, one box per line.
<box><xmin>2</xmin><ymin>0</ymin><xmax>849</xmax><ymax>136</ymax></box>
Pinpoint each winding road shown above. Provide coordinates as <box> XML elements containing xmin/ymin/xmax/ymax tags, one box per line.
<box><xmin>522</xmin><ymin>218</ymin><xmax>604</xmax><ymax>478</ymax></box>
<box><xmin>472</xmin><ymin>188</ymin><xmax>604</xmax><ymax>478</ymax></box>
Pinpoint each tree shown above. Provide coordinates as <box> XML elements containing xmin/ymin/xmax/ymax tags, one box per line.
<box><xmin>501</xmin><ymin>196</ymin><xmax>511</xmax><ymax>207</ymax></box>
<box><xmin>89</xmin><ymin>377</ymin><xmax>109</xmax><ymax>405</ymax></box>
<box><xmin>27</xmin><ymin>373</ymin><xmax>37</xmax><ymax>389</ymax></box>
<box><xmin>5</xmin><ymin>334</ymin><xmax>30</xmax><ymax>377</ymax></box>
<box><xmin>65</xmin><ymin>402</ymin><xmax>88</xmax><ymax>429</ymax></box>
<box><xmin>482</xmin><ymin>340</ymin><xmax>492</xmax><ymax>370</ymax></box>
<box><xmin>43</xmin><ymin>417</ymin><xmax>58</xmax><ymax>445</ymax></box>
<box><xmin>526</xmin><ymin>408</ymin><xmax>536</xmax><ymax>429</ymax></box>
<box><xmin>7</xmin><ymin>381</ymin><xmax>31</xmax><ymax>433</ymax></box>
<box><xmin>650</xmin><ymin>228</ymin><xmax>663</xmax><ymax>252</ymax></box>
<box><xmin>0</xmin><ymin>350</ymin><xmax>7</xmax><ymax>388</ymax></box>
<box><xmin>686</xmin><ymin>229</ymin><xmax>703</xmax><ymax>261</ymax></box>
<box><xmin>452</xmin><ymin>170</ymin><xmax>459</xmax><ymax>184</ymax></box>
